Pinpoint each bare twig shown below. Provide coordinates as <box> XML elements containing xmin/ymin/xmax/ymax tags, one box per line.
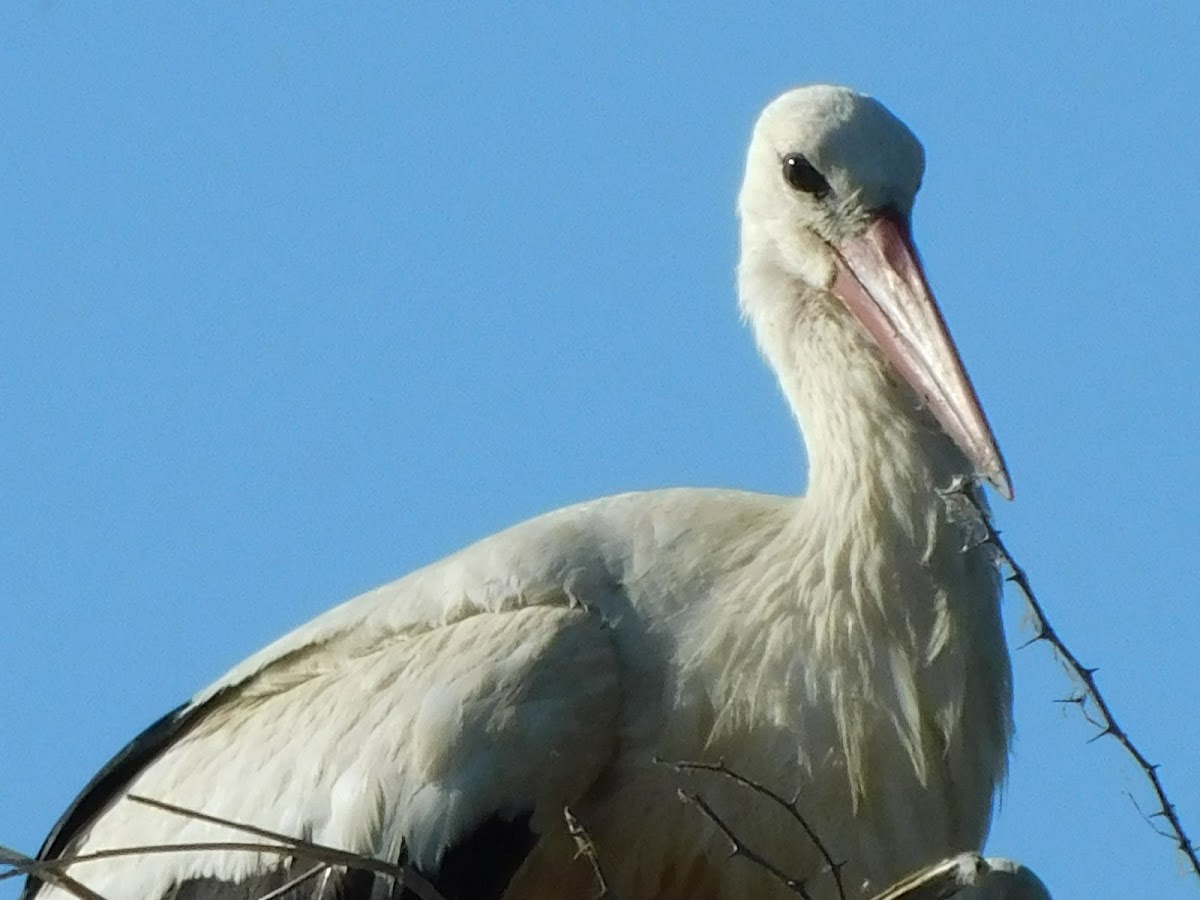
<box><xmin>1</xmin><ymin>842</ymin><xmax>323</xmax><ymax>880</ymax></box>
<box><xmin>3</xmin><ymin>839</ymin><xmax>428</xmax><ymax>900</ymax></box>
<box><xmin>0</xmin><ymin>845</ymin><xmax>39</xmax><ymax>875</ymax></box>
<box><xmin>658</xmin><ymin>758</ymin><xmax>846</xmax><ymax>900</ymax></box>
<box><xmin>563</xmin><ymin>806</ymin><xmax>612</xmax><ymax>900</ymax></box>
<box><xmin>677</xmin><ymin>789</ymin><xmax>814</xmax><ymax>900</ymax></box>
<box><xmin>0</xmin><ymin>845</ymin><xmax>109</xmax><ymax>900</ymax></box>
<box><xmin>947</xmin><ymin>477</ymin><xmax>1200</xmax><ymax>883</ymax></box>
<box><xmin>255</xmin><ymin>863</ymin><xmax>328</xmax><ymax>900</ymax></box>
<box><xmin>125</xmin><ymin>796</ymin><xmax>446</xmax><ymax>900</ymax></box>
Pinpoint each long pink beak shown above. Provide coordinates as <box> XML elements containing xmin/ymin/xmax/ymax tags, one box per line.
<box><xmin>830</xmin><ymin>211</ymin><xmax>1012</xmax><ymax>499</ymax></box>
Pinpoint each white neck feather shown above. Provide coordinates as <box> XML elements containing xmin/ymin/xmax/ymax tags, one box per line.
<box><xmin>738</xmin><ymin>229</ymin><xmax>973</xmax><ymax>531</ymax></box>
<box><xmin>717</xmin><ymin>232</ymin><xmax>1010</xmax><ymax>850</ymax></box>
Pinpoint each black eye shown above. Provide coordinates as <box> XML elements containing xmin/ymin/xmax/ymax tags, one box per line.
<box><xmin>782</xmin><ymin>154</ymin><xmax>831</xmax><ymax>197</ymax></box>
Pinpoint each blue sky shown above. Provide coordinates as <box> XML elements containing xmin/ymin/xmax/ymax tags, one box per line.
<box><xmin>3</xmin><ymin>5</ymin><xmax>1198</xmax><ymax>899</ymax></box>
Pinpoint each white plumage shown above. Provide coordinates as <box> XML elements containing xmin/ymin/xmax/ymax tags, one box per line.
<box><xmin>26</xmin><ymin>85</ymin><xmax>1038</xmax><ymax>900</ymax></box>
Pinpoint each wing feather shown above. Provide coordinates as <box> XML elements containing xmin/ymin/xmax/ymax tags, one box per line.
<box><xmin>32</xmin><ymin>602</ymin><xmax>621</xmax><ymax>900</ymax></box>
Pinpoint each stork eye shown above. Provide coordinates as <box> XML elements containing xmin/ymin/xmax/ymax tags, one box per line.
<box><xmin>782</xmin><ymin>154</ymin><xmax>831</xmax><ymax>197</ymax></box>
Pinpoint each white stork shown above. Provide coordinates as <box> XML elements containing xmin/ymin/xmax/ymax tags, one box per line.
<box><xmin>24</xmin><ymin>84</ymin><xmax>1029</xmax><ymax>900</ymax></box>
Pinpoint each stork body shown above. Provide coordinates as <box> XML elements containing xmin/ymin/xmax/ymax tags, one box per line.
<box><xmin>26</xmin><ymin>86</ymin><xmax>1017</xmax><ymax>900</ymax></box>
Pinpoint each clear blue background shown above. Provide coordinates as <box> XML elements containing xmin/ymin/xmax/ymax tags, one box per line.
<box><xmin>3</xmin><ymin>5</ymin><xmax>1198</xmax><ymax>899</ymax></box>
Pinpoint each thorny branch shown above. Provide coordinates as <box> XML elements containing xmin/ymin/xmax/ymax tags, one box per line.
<box><xmin>662</xmin><ymin>760</ymin><xmax>1034</xmax><ymax>899</ymax></box>
<box><xmin>676</xmin><ymin>789</ymin><xmax>814</xmax><ymax>900</ymax></box>
<box><xmin>658</xmin><ymin>758</ymin><xmax>846</xmax><ymax>900</ymax></box>
<box><xmin>947</xmin><ymin>476</ymin><xmax>1200</xmax><ymax>883</ymax></box>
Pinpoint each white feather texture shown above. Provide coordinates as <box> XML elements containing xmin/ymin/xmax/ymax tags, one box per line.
<box><xmin>35</xmin><ymin>85</ymin><xmax>1016</xmax><ymax>900</ymax></box>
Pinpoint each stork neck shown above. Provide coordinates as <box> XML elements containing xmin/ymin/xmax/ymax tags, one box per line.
<box><xmin>740</xmin><ymin>254</ymin><xmax>973</xmax><ymax>531</ymax></box>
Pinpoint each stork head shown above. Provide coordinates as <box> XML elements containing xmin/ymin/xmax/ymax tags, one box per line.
<box><xmin>738</xmin><ymin>85</ymin><xmax>1011</xmax><ymax>499</ymax></box>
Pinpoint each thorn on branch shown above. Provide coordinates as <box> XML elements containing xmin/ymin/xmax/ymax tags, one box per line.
<box><xmin>955</xmin><ymin>476</ymin><xmax>1200</xmax><ymax>885</ymax></box>
<box><xmin>675</xmin><ymin>790</ymin><xmax>814</xmax><ymax>900</ymax></box>
<box><xmin>658</xmin><ymin>758</ymin><xmax>846</xmax><ymax>900</ymax></box>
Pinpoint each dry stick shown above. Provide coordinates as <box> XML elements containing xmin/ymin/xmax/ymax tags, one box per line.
<box><xmin>8</xmin><ymin>845</ymin><xmax>390</xmax><ymax>900</ymax></box>
<box><xmin>2</xmin><ymin>838</ymin><xmax>410</xmax><ymax>900</ymax></box>
<box><xmin>949</xmin><ymin>478</ymin><xmax>1200</xmax><ymax>882</ymax></box>
<box><xmin>126</xmin><ymin>795</ymin><xmax>446</xmax><ymax>900</ymax></box>
<box><xmin>659</xmin><ymin>758</ymin><xmax>847</xmax><ymax>900</ymax></box>
<box><xmin>0</xmin><ymin>843</ymin><xmax>313</xmax><ymax>881</ymax></box>
<box><xmin>563</xmin><ymin>806</ymin><xmax>612</xmax><ymax>900</ymax></box>
<box><xmin>677</xmin><ymin>790</ymin><xmax>814</xmax><ymax>900</ymax></box>
<box><xmin>255</xmin><ymin>863</ymin><xmax>328</xmax><ymax>900</ymax></box>
<box><xmin>0</xmin><ymin>846</ymin><xmax>109</xmax><ymax>900</ymax></box>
